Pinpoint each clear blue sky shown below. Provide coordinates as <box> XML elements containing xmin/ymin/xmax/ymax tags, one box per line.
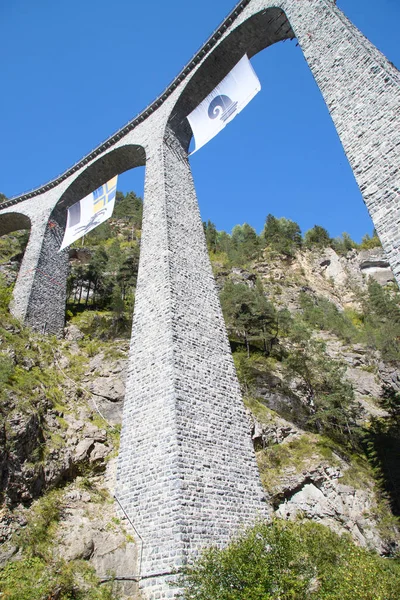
<box><xmin>1</xmin><ymin>0</ymin><xmax>399</xmax><ymax>241</ymax></box>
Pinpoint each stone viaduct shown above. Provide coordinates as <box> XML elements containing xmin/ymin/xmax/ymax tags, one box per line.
<box><xmin>1</xmin><ymin>0</ymin><xmax>399</xmax><ymax>597</ymax></box>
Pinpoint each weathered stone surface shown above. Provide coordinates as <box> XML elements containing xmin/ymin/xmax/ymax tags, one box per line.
<box><xmin>88</xmin><ymin>378</ymin><xmax>125</xmax><ymax>403</ymax></box>
<box><xmin>74</xmin><ymin>439</ymin><xmax>95</xmax><ymax>462</ymax></box>
<box><xmin>274</xmin><ymin>464</ymin><xmax>390</xmax><ymax>554</ymax></box>
<box><xmin>56</xmin><ymin>473</ymin><xmax>139</xmax><ymax>599</ymax></box>
<box><xmin>359</xmin><ymin>248</ymin><xmax>395</xmax><ymax>285</ymax></box>
<box><xmin>64</xmin><ymin>323</ymin><xmax>84</xmax><ymax>342</ymax></box>
<box><xmin>250</xmin><ymin>411</ymin><xmax>301</xmax><ymax>448</ymax></box>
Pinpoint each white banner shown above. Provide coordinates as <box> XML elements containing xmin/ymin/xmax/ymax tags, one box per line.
<box><xmin>59</xmin><ymin>175</ymin><xmax>118</xmax><ymax>251</ymax></box>
<box><xmin>187</xmin><ymin>55</ymin><xmax>261</xmax><ymax>153</ymax></box>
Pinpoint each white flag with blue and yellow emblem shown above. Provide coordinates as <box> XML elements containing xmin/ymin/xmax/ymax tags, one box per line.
<box><xmin>59</xmin><ymin>176</ymin><xmax>118</xmax><ymax>251</ymax></box>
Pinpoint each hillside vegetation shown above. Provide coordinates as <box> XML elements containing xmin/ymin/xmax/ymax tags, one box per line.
<box><xmin>0</xmin><ymin>190</ymin><xmax>399</xmax><ymax>599</ymax></box>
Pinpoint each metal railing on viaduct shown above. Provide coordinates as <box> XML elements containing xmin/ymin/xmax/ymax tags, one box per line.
<box><xmin>1</xmin><ymin>1</ymin><xmax>399</xmax><ymax>598</ymax></box>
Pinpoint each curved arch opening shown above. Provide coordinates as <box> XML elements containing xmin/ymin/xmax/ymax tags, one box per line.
<box><xmin>0</xmin><ymin>212</ymin><xmax>31</xmax><ymax>238</ymax></box>
<box><xmin>0</xmin><ymin>212</ymin><xmax>32</xmax><ymax>307</ymax></box>
<box><xmin>168</xmin><ymin>7</ymin><xmax>294</xmax><ymax>148</ymax></box>
<box><xmin>54</xmin><ymin>144</ymin><xmax>146</xmax><ymax>221</ymax></box>
<box><xmin>48</xmin><ymin>145</ymin><xmax>147</xmax><ymax>349</ymax></box>
<box><xmin>167</xmin><ymin>4</ymin><xmax>376</xmax><ymax>245</ymax></box>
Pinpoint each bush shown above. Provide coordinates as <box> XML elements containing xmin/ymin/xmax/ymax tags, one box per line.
<box><xmin>0</xmin><ymin>353</ymin><xmax>14</xmax><ymax>386</ymax></box>
<box><xmin>0</xmin><ymin>274</ymin><xmax>12</xmax><ymax>311</ymax></box>
<box><xmin>299</xmin><ymin>292</ymin><xmax>359</xmax><ymax>344</ymax></box>
<box><xmin>0</xmin><ymin>489</ymin><xmax>118</xmax><ymax>599</ymax></box>
<box><xmin>331</xmin><ymin>232</ymin><xmax>358</xmax><ymax>256</ymax></box>
<box><xmin>360</xmin><ymin>232</ymin><xmax>382</xmax><ymax>250</ymax></box>
<box><xmin>0</xmin><ymin>556</ymin><xmax>116</xmax><ymax>600</ymax></box>
<box><xmin>177</xmin><ymin>520</ymin><xmax>400</xmax><ymax>600</ymax></box>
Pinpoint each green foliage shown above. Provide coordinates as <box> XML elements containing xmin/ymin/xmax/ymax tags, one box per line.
<box><xmin>220</xmin><ymin>280</ymin><xmax>277</xmax><ymax>356</ymax></box>
<box><xmin>298</xmin><ymin>283</ymin><xmax>400</xmax><ymax>363</ymax></box>
<box><xmin>0</xmin><ymin>488</ymin><xmax>117</xmax><ymax>599</ymax></box>
<box><xmin>0</xmin><ymin>230</ymin><xmax>29</xmax><ymax>263</ymax></box>
<box><xmin>113</xmin><ymin>190</ymin><xmax>143</xmax><ymax>227</ymax></box>
<box><xmin>85</xmin><ymin>339</ymin><xmax>101</xmax><ymax>357</ymax></box>
<box><xmin>71</xmin><ymin>309</ymin><xmax>132</xmax><ymax>340</ymax></box>
<box><xmin>204</xmin><ymin>221</ymin><xmax>262</xmax><ymax>266</ymax></box>
<box><xmin>0</xmin><ymin>275</ymin><xmax>12</xmax><ymax>311</ymax></box>
<box><xmin>230</xmin><ymin>223</ymin><xmax>260</xmax><ymax>264</ymax></box>
<box><xmin>18</xmin><ymin>489</ymin><xmax>63</xmax><ymax>558</ymax></box>
<box><xmin>283</xmin><ymin>328</ymin><xmax>360</xmax><ymax>447</ymax></box>
<box><xmin>67</xmin><ymin>190</ymin><xmax>141</xmax><ymax>325</ymax></box>
<box><xmin>111</xmin><ymin>283</ymin><xmax>125</xmax><ymax>319</ymax></box>
<box><xmin>203</xmin><ymin>220</ymin><xmax>218</xmax><ymax>253</ymax></box>
<box><xmin>177</xmin><ymin>519</ymin><xmax>400</xmax><ymax>599</ymax></box>
<box><xmin>258</xmin><ymin>435</ymin><xmax>339</xmax><ymax>490</ymax></box>
<box><xmin>263</xmin><ymin>214</ymin><xmax>302</xmax><ymax>257</ymax></box>
<box><xmin>362</xmin><ymin>279</ymin><xmax>400</xmax><ymax>361</ymax></box>
<box><xmin>360</xmin><ymin>231</ymin><xmax>382</xmax><ymax>250</ymax></box>
<box><xmin>331</xmin><ymin>231</ymin><xmax>358</xmax><ymax>255</ymax></box>
<box><xmin>299</xmin><ymin>292</ymin><xmax>359</xmax><ymax>343</ymax></box>
<box><xmin>364</xmin><ymin>384</ymin><xmax>400</xmax><ymax>516</ymax></box>
<box><xmin>0</xmin><ymin>556</ymin><xmax>116</xmax><ymax>600</ymax></box>
<box><xmin>0</xmin><ymin>353</ymin><xmax>14</xmax><ymax>385</ymax></box>
<box><xmin>304</xmin><ymin>224</ymin><xmax>331</xmax><ymax>249</ymax></box>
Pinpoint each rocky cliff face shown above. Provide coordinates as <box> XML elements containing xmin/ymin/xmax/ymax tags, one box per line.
<box><xmin>0</xmin><ymin>241</ymin><xmax>399</xmax><ymax>599</ymax></box>
<box><xmin>214</xmin><ymin>245</ymin><xmax>399</xmax><ymax>554</ymax></box>
<box><xmin>0</xmin><ymin>310</ymin><xmax>137</xmax><ymax>598</ymax></box>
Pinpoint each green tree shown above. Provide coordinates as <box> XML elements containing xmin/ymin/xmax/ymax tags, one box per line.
<box><xmin>251</xmin><ymin>281</ymin><xmax>278</xmax><ymax>354</ymax></box>
<box><xmin>284</xmin><ymin>323</ymin><xmax>360</xmax><ymax>447</ymax></box>
<box><xmin>332</xmin><ymin>232</ymin><xmax>358</xmax><ymax>255</ymax></box>
<box><xmin>362</xmin><ymin>279</ymin><xmax>400</xmax><ymax>361</ymax></box>
<box><xmin>117</xmin><ymin>246</ymin><xmax>139</xmax><ymax>300</ymax></box>
<box><xmin>216</xmin><ymin>231</ymin><xmax>232</xmax><ymax>255</ymax></box>
<box><xmin>263</xmin><ymin>214</ymin><xmax>302</xmax><ymax>257</ymax></box>
<box><xmin>203</xmin><ymin>220</ymin><xmax>218</xmax><ymax>253</ymax></box>
<box><xmin>230</xmin><ymin>223</ymin><xmax>260</xmax><ymax>264</ymax></box>
<box><xmin>113</xmin><ymin>190</ymin><xmax>143</xmax><ymax>228</ymax></box>
<box><xmin>220</xmin><ymin>281</ymin><xmax>257</xmax><ymax>356</ymax></box>
<box><xmin>360</xmin><ymin>231</ymin><xmax>382</xmax><ymax>250</ymax></box>
<box><xmin>299</xmin><ymin>292</ymin><xmax>359</xmax><ymax>344</ymax></box>
<box><xmin>220</xmin><ymin>280</ymin><xmax>278</xmax><ymax>357</ymax></box>
<box><xmin>303</xmin><ymin>224</ymin><xmax>331</xmax><ymax>249</ymax></box>
<box><xmin>111</xmin><ymin>284</ymin><xmax>125</xmax><ymax>320</ymax></box>
<box><xmin>84</xmin><ymin>247</ymin><xmax>108</xmax><ymax>306</ymax></box>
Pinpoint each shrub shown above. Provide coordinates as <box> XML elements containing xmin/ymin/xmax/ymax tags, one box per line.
<box><xmin>177</xmin><ymin>520</ymin><xmax>400</xmax><ymax>600</ymax></box>
<box><xmin>299</xmin><ymin>292</ymin><xmax>359</xmax><ymax>343</ymax></box>
<box><xmin>0</xmin><ymin>353</ymin><xmax>14</xmax><ymax>386</ymax></box>
<box><xmin>0</xmin><ymin>556</ymin><xmax>116</xmax><ymax>600</ymax></box>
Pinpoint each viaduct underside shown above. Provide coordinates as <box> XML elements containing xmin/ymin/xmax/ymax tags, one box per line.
<box><xmin>0</xmin><ymin>0</ymin><xmax>399</xmax><ymax>598</ymax></box>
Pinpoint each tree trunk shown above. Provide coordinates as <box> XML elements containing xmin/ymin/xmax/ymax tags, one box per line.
<box><xmin>85</xmin><ymin>281</ymin><xmax>91</xmax><ymax>307</ymax></box>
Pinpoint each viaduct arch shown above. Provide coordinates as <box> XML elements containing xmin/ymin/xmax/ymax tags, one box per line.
<box><xmin>1</xmin><ymin>1</ymin><xmax>399</xmax><ymax>598</ymax></box>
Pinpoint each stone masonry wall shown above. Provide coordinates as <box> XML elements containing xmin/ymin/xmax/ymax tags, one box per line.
<box><xmin>24</xmin><ymin>219</ymin><xmax>69</xmax><ymax>336</ymax></box>
<box><xmin>6</xmin><ymin>207</ymin><xmax>69</xmax><ymax>336</ymax></box>
<box><xmin>116</xmin><ymin>131</ymin><xmax>269</xmax><ymax>599</ymax></box>
<box><xmin>279</xmin><ymin>0</ymin><xmax>400</xmax><ymax>278</ymax></box>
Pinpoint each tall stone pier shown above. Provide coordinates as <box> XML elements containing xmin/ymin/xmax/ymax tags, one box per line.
<box><xmin>0</xmin><ymin>0</ymin><xmax>399</xmax><ymax>598</ymax></box>
<box><xmin>116</xmin><ymin>131</ymin><xmax>268</xmax><ymax>597</ymax></box>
